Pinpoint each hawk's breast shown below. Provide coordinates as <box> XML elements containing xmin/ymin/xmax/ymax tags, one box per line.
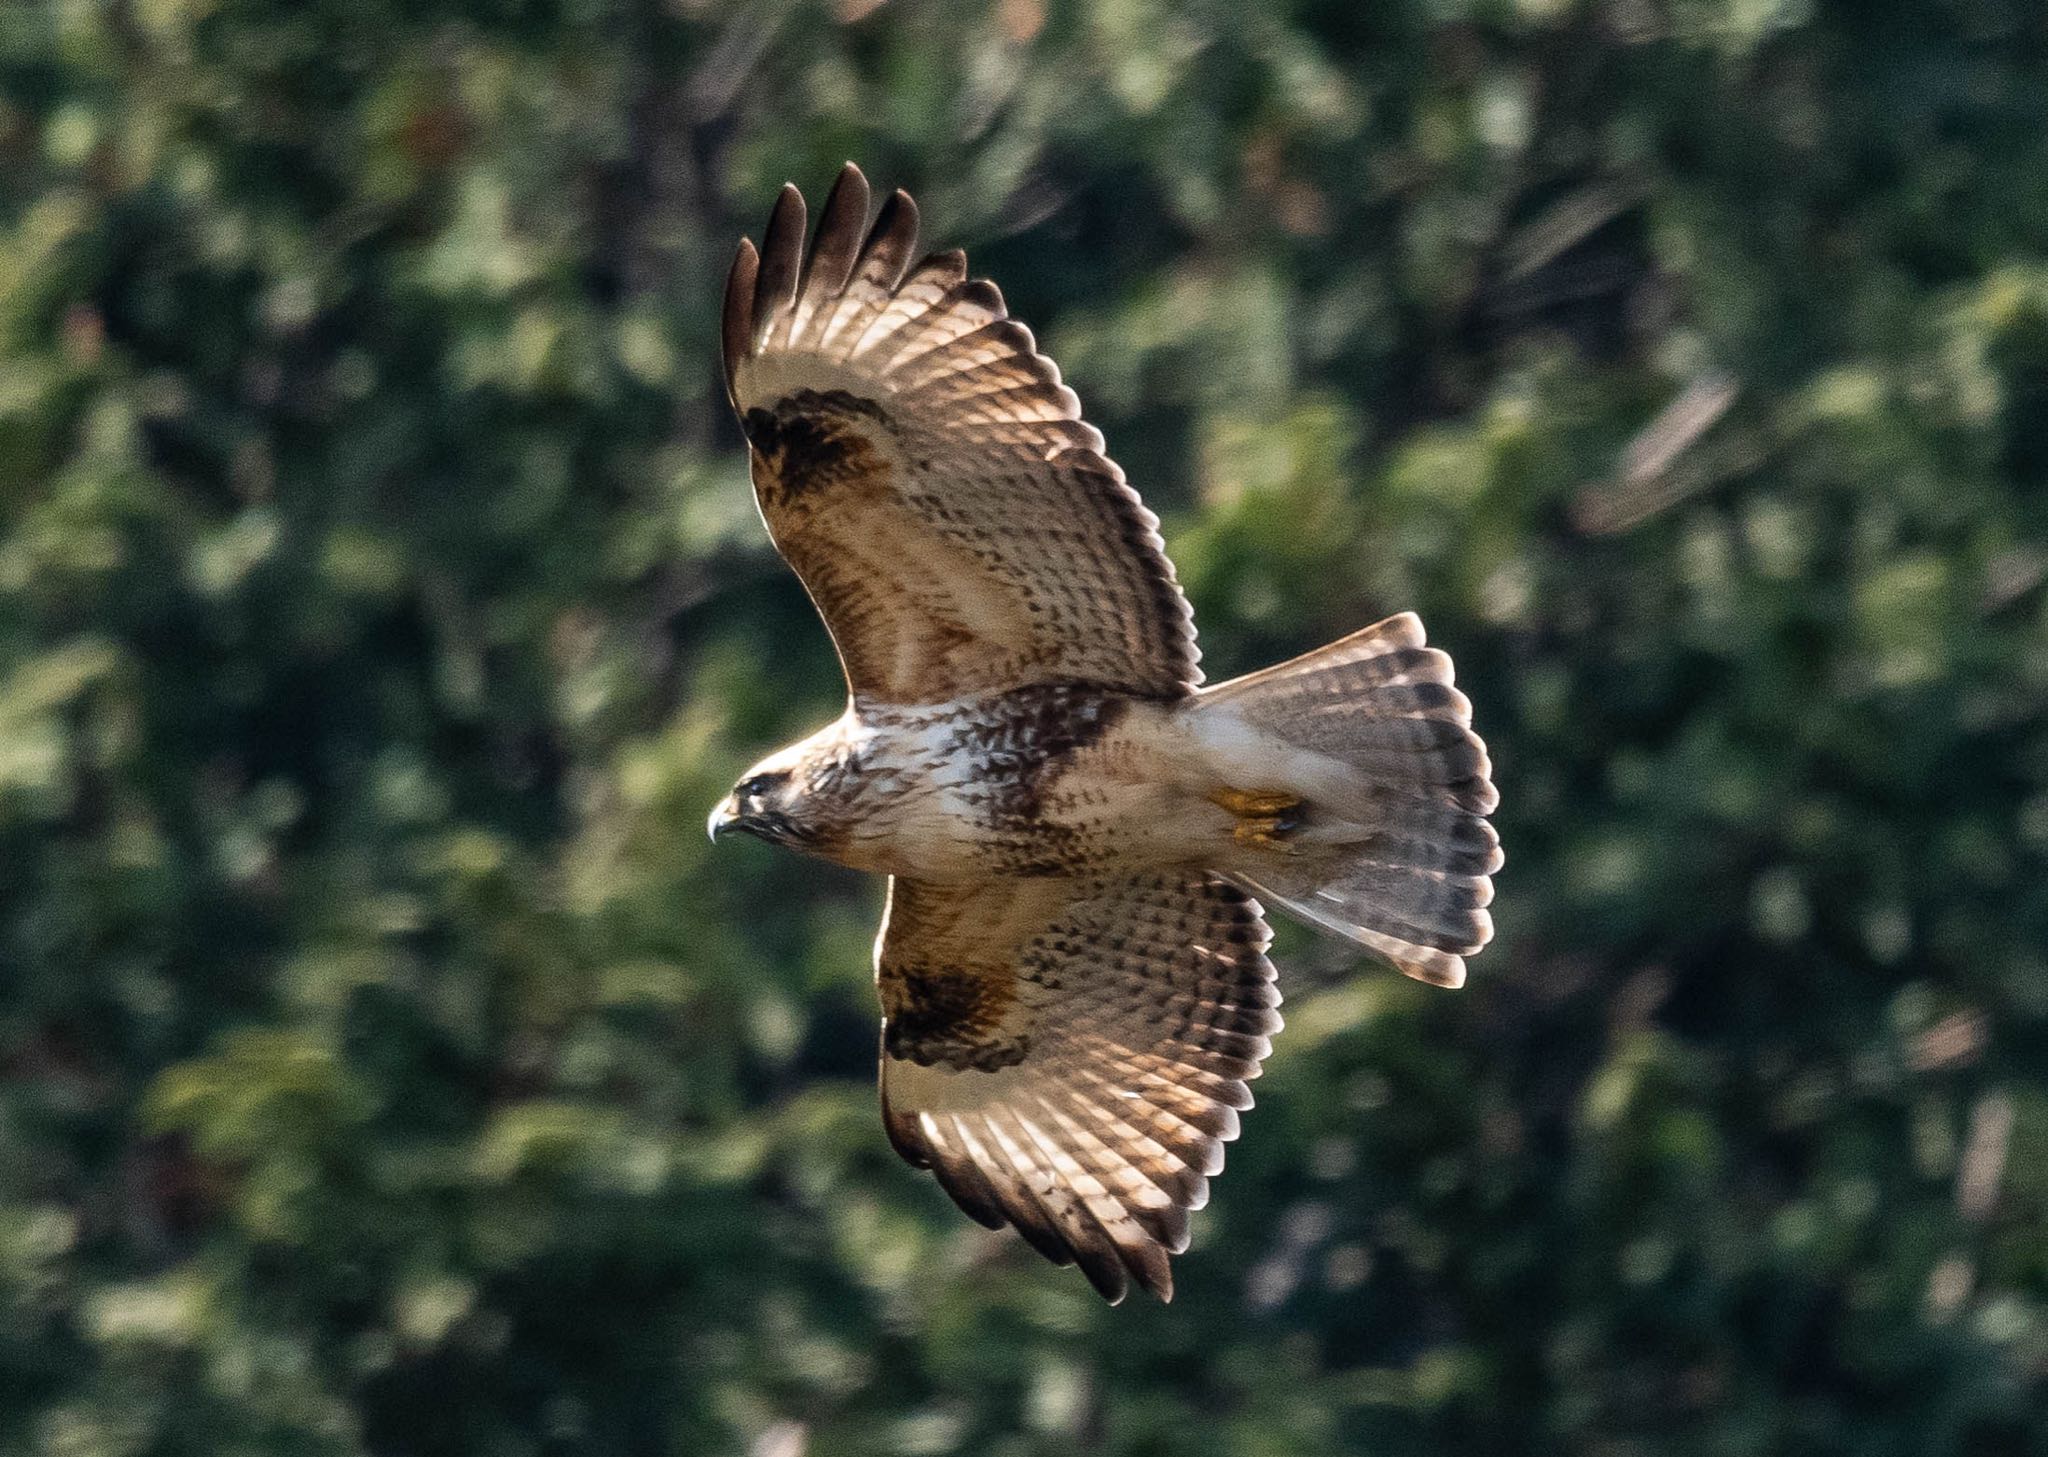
<box><xmin>852</xmin><ymin>685</ymin><xmax>1199</xmax><ymax>882</ymax></box>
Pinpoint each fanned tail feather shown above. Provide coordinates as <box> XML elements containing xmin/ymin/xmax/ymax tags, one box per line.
<box><xmin>1200</xmin><ymin>613</ymin><xmax>1502</xmax><ymax>988</ymax></box>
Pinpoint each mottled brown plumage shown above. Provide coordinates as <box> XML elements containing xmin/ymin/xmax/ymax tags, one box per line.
<box><xmin>710</xmin><ymin>165</ymin><xmax>1502</xmax><ymax>1303</ymax></box>
<box><xmin>721</xmin><ymin>167</ymin><xmax>1196</xmax><ymax>705</ymax></box>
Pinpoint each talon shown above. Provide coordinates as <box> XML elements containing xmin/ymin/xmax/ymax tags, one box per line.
<box><xmin>1209</xmin><ymin>787</ymin><xmax>1301</xmax><ymax>818</ymax></box>
<box><xmin>1210</xmin><ymin>787</ymin><xmax>1305</xmax><ymax>851</ymax></box>
<box><xmin>1234</xmin><ymin>816</ymin><xmax>1294</xmax><ymax>850</ymax></box>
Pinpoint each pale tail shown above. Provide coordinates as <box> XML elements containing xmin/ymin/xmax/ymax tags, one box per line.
<box><xmin>1199</xmin><ymin>613</ymin><xmax>1501</xmax><ymax>989</ymax></box>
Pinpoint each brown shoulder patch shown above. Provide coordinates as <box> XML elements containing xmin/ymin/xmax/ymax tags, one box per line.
<box><xmin>881</xmin><ymin>959</ymin><xmax>1028</xmax><ymax>1071</ymax></box>
<box><xmin>744</xmin><ymin>389</ymin><xmax>893</xmax><ymax>510</ymax></box>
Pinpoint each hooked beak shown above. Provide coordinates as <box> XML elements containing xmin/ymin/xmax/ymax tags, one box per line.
<box><xmin>706</xmin><ymin>794</ymin><xmax>741</xmax><ymax>843</ymax></box>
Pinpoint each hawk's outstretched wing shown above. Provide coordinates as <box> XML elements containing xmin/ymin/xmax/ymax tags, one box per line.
<box><xmin>875</xmin><ymin>872</ymin><xmax>1280</xmax><ymax>1303</ymax></box>
<box><xmin>723</xmin><ymin>165</ymin><xmax>1199</xmax><ymax>706</ymax></box>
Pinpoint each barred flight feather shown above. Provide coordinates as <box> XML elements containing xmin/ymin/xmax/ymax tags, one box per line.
<box><xmin>722</xmin><ymin>163</ymin><xmax>1199</xmax><ymax>705</ymax></box>
<box><xmin>878</xmin><ymin>873</ymin><xmax>1277</xmax><ymax>1303</ymax></box>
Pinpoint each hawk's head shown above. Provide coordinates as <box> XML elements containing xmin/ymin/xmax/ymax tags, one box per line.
<box><xmin>710</xmin><ymin>714</ymin><xmax>874</xmax><ymax>859</ymax></box>
<box><xmin>707</xmin><ymin>763</ymin><xmax>811</xmax><ymax>849</ymax></box>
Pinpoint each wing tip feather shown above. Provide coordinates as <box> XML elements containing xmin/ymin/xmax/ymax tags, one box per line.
<box><xmin>919</xmin><ymin>247</ymin><xmax>969</xmax><ymax>286</ymax></box>
<box><xmin>857</xmin><ymin>188</ymin><xmax>921</xmax><ymax>294</ymax></box>
<box><xmin>752</xmin><ymin>182</ymin><xmax>807</xmax><ymax>348</ymax></box>
<box><xmin>721</xmin><ymin>238</ymin><xmax>760</xmax><ymax>408</ymax></box>
<box><xmin>798</xmin><ymin>163</ymin><xmax>872</xmax><ymax>309</ymax></box>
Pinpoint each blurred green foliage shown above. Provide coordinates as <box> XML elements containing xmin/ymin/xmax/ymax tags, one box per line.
<box><xmin>6</xmin><ymin>0</ymin><xmax>2048</xmax><ymax>1452</ymax></box>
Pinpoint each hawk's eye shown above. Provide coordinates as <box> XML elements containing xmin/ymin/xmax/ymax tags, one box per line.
<box><xmin>735</xmin><ymin>773</ymin><xmax>781</xmax><ymax>801</ymax></box>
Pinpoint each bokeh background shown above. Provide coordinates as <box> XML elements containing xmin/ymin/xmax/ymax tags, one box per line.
<box><xmin>7</xmin><ymin>0</ymin><xmax>2048</xmax><ymax>1452</ymax></box>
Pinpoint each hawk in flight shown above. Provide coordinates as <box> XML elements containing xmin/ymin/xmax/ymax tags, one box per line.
<box><xmin>710</xmin><ymin>166</ymin><xmax>1500</xmax><ymax>1303</ymax></box>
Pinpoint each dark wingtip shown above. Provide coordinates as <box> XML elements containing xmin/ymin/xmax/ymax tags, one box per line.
<box><xmin>1079</xmin><ymin>1250</ymin><xmax>1130</xmax><ymax>1305</ymax></box>
<box><xmin>721</xmin><ymin>237</ymin><xmax>759</xmax><ymax>410</ymax></box>
<box><xmin>880</xmin><ymin>189</ymin><xmax>920</xmax><ymax>246</ymax></box>
<box><xmin>855</xmin><ymin>188</ymin><xmax>922</xmax><ymax>294</ymax></box>
<box><xmin>802</xmin><ymin>163</ymin><xmax>874</xmax><ymax>303</ymax></box>
<box><xmin>924</xmin><ymin>247</ymin><xmax>968</xmax><ymax>283</ymax></box>
<box><xmin>947</xmin><ymin>276</ymin><xmax>1008</xmax><ymax>320</ymax></box>
<box><xmin>752</xmin><ymin>182</ymin><xmax>808</xmax><ymax>345</ymax></box>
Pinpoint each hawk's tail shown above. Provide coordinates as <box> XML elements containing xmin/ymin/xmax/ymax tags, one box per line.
<box><xmin>1194</xmin><ymin>613</ymin><xmax>1501</xmax><ymax>988</ymax></box>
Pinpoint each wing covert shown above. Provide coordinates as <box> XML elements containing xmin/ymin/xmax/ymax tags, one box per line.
<box><xmin>724</xmin><ymin>165</ymin><xmax>1200</xmax><ymax>706</ymax></box>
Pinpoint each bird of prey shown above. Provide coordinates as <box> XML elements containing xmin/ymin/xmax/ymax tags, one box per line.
<box><xmin>709</xmin><ymin>165</ymin><xmax>1500</xmax><ymax>1303</ymax></box>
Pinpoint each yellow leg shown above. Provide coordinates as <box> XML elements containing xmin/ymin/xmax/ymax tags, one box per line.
<box><xmin>1208</xmin><ymin>787</ymin><xmax>1305</xmax><ymax>851</ymax></box>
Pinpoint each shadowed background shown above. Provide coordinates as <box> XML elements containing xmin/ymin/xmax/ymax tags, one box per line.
<box><xmin>6</xmin><ymin>0</ymin><xmax>2048</xmax><ymax>1452</ymax></box>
